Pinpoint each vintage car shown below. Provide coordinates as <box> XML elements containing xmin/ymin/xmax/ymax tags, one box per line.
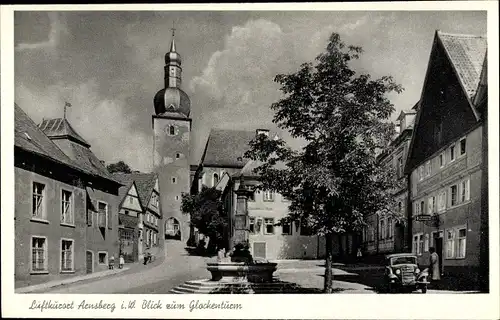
<box><xmin>383</xmin><ymin>253</ymin><xmax>429</xmax><ymax>293</ymax></box>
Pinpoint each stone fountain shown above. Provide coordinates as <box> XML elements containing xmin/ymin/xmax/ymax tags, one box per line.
<box><xmin>170</xmin><ymin>178</ymin><xmax>298</xmax><ymax>294</ymax></box>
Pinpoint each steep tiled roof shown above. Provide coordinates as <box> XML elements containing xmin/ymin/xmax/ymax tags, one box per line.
<box><xmin>113</xmin><ymin>172</ymin><xmax>157</xmax><ymax>207</ymax></box>
<box><xmin>39</xmin><ymin>117</ymin><xmax>118</xmax><ymax>183</ymax></box>
<box><xmin>113</xmin><ymin>176</ymin><xmax>135</xmax><ymax>207</ymax></box>
<box><xmin>437</xmin><ymin>31</ymin><xmax>487</xmax><ymax>99</ymax></box>
<box><xmin>202</xmin><ymin>129</ymin><xmax>271</xmax><ymax>167</ymax></box>
<box><xmin>15</xmin><ymin>104</ymin><xmax>75</xmax><ymax>167</ymax></box>
<box><xmin>39</xmin><ymin>118</ymin><xmax>90</xmax><ymax>147</ymax></box>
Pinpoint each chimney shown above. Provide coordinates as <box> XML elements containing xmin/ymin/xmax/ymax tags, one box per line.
<box><xmin>256</xmin><ymin>129</ymin><xmax>269</xmax><ymax>137</ymax></box>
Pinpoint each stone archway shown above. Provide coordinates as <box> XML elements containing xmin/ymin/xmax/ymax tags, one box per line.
<box><xmin>165</xmin><ymin>217</ymin><xmax>181</xmax><ymax>240</ymax></box>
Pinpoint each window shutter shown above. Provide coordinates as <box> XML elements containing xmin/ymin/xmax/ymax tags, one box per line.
<box><xmin>108</xmin><ymin>206</ymin><xmax>112</xmax><ymax>229</ymax></box>
<box><xmin>465</xmin><ymin>180</ymin><xmax>470</xmax><ymax>201</ymax></box>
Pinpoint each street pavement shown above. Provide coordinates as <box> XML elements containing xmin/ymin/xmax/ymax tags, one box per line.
<box><xmin>37</xmin><ymin>245</ymin><xmax>476</xmax><ymax>294</ymax></box>
<box><xmin>39</xmin><ymin>240</ymin><xmax>212</xmax><ymax>294</ymax></box>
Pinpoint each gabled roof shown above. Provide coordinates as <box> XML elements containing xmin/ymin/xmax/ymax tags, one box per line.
<box><xmin>112</xmin><ymin>175</ymin><xmax>138</xmax><ymax>208</ymax></box>
<box><xmin>39</xmin><ymin>117</ymin><xmax>90</xmax><ymax>147</ymax></box>
<box><xmin>15</xmin><ymin>104</ymin><xmax>75</xmax><ymax>168</ymax></box>
<box><xmin>201</xmin><ymin>129</ymin><xmax>258</xmax><ymax>168</ymax></box>
<box><xmin>437</xmin><ymin>31</ymin><xmax>487</xmax><ymax>100</ymax></box>
<box><xmin>113</xmin><ymin>172</ymin><xmax>158</xmax><ymax>207</ymax></box>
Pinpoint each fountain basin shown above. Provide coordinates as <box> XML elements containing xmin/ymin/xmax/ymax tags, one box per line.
<box><xmin>206</xmin><ymin>262</ymin><xmax>278</xmax><ymax>283</ymax></box>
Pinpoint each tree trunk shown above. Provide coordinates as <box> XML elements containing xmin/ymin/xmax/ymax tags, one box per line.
<box><xmin>323</xmin><ymin>233</ymin><xmax>334</xmax><ymax>293</ymax></box>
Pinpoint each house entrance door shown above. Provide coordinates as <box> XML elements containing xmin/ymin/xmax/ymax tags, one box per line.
<box><xmin>434</xmin><ymin>236</ymin><xmax>444</xmax><ymax>275</ymax></box>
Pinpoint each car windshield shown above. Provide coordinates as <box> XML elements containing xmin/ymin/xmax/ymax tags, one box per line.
<box><xmin>391</xmin><ymin>257</ymin><xmax>417</xmax><ymax>265</ymax></box>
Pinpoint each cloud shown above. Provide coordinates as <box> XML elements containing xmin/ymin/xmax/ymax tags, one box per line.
<box><xmin>15</xmin><ymin>12</ymin><xmax>68</xmax><ymax>51</ymax></box>
<box><xmin>15</xmin><ymin>81</ymin><xmax>153</xmax><ymax>172</ymax></box>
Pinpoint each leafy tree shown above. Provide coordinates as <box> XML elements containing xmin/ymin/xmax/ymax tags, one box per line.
<box><xmin>181</xmin><ymin>186</ymin><xmax>228</xmax><ymax>253</ymax></box>
<box><xmin>244</xmin><ymin>33</ymin><xmax>404</xmax><ymax>293</ymax></box>
<box><xmin>106</xmin><ymin>160</ymin><xmax>132</xmax><ymax>174</ymax></box>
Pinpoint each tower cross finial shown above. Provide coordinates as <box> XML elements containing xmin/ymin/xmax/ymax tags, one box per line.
<box><xmin>171</xmin><ymin>21</ymin><xmax>176</xmax><ymax>37</ymax></box>
<box><xmin>64</xmin><ymin>101</ymin><xmax>72</xmax><ymax>119</ymax></box>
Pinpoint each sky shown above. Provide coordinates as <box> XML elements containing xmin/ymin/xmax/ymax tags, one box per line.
<box><xmin>14</xmin><ymin>10</ymin><xmax>487</xmax><ymax>172</ymax></box>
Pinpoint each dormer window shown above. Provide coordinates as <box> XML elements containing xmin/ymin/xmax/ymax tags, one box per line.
<box><xmin>213</xmin><ymin>173</ymin><xmax>219</xmax><ymax>187</ymax></box>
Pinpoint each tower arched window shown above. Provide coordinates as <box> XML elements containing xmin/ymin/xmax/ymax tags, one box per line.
<box><xmin>213</xmin><ymin>173</ymin><xmax>219</xmax><ymax>187</ymax></box>
<box><xmin>169</xmin><ymin>125</ymin><xmax>175</xmax><ymax>135</ymax></box>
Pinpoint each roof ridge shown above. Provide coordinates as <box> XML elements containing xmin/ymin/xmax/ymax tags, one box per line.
<box><xmin>437</xmin><ymin>30</ymin><xmax>487</xmax><ymax>38</ymax></box>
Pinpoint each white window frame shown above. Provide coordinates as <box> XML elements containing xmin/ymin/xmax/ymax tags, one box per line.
<box><xmin>460</xmin><ymin>179</ymin><xmax>470</xmax><ymax>203</ymax></box>
<box><xmin>456</xmin><ymin>227</ymin><xmax>467</xmax><ymax>259</ymax></box>
<box><xmin>425</xmin><ymin>160</ymin><xmax>431</xmax><ymax>177</ymax></box>
<box><xmin>449</xmin><ymin>184</ymin><xmax>458</xmax><ymax>207</ymax></box>
<box><xmin>439</xmin><ymin>152</ymin><xmax>445</xmax><ymax>168</ymax></box>
<box><xmin>60</xmin><ymin>238</ymin><xmax>75</xmax><ymax>272</ymax></box>
<box><xmin>427</xmin><ymin>196</ymin><xmax>436</xmax><ymax>215</ymax></box>
<box><xmin>98</xmin><ymin>251</ymin><xmax>108</xmax><ymax>265</ymax></box>
<box><xmin>98</xmin><ymin>201</ymin><xmax>108</xmax><ymax>228</ymax></box>
<box><xmin>264</xmin><ymin>218</ymin><xmax>275</xmax><ymax>235</ymax></box>
<box><xmin>418</xmin><ymin>234</ymin><xmax>424</xmax><ymax>256</ymax></box>
<box><xmin>61</xmin><ymin>188</ymin><xmax>74</xmax><ymax>225</ymax></box>
<box><xmin>449</xmin><ymin>145</ymin><xmax>456</xmax><ymax>162</ymax></box>
<box><xmin>424</xmin><ymin>234</ymin><xmax>430</xmax><ymax>252</ymax></box>
<box><xmin>414</xmin><ymin>201</ymin><xmax>420</xmax><ymax>216</ymax></box>
<box><xmin>32</xmin><ymin>181</ymin><xmax>47</xmax><ymax>221</ymax></box>
<box><xmin>249</xmin><ymin>217</ymin><xmax>255</xmax><ymax>234</ymax></box>
<box><xmin>212</xmin><ymin>173</ymin><xmax>219</xmax><ymax>187</ymax></box>
<box><xmin>445</xmin><ymin>229</ymin><xmax>455</xmax><ymax>259</ymax></box>
<box><xmin>418</xmin><ymin>166</ymin><xmax>424</xmax><ymax>181</ymax></box>
<box><xmin>380</xmin><ymin>219</ymin><xmax>386</xmax><ymax>239</ymax></box>
<box><xmin>397</xmin><ymin>156</ymin><xmax>404</xmax><ymax>178</ymax></box>
<box><xmin>387</xmin><ymin>217</ymin><xmax>393</xmax><ymax>239</ymax></box>
<box><xmin>31</xmin><ymin>235</ymin><xmax>48</xmax><ymax>273</ymax></box>
<box><xmin>438</xmin><ymin>190</ymin><xmax>447</xmax><ymax>212</ymax></box>
<box><xmin>459</xmin><ymin>137</ymin><xmax>467</xmax><ymax>156</ymax></box>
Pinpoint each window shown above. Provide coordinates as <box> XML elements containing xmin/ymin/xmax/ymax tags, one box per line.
<box><xmin>397</xmin><ymin>156</ymin><xmax>403</xmax><ymax>178</ymax></box>
<box><xmin>412</xmin><ymin>235</ymin><xmax>418</xmax><ymax>254</ymax></box>
<box><xmin>420</xmin><ymin>200</ymin><xmax>425</xmax><ymax>215</ymax></box>
<box><xmin>32</xmin><ymin>182</ymin><xmax>46</xmax><ymax>219</ymax></box>
<box><xmin>418</xmin><ymin>234</ymin><xmax>424</xmax><ymax>256</ymax></box>
<box><xmin>249</xmin><ymin>217</ymin><xmax>255</xmax><ymax>234</ymax></box>
<box><xmin>61</xmin><ymin>190</ymin><xmax>73</xmax><ymax>224</ymax></box>
<box><xmin>450</xmin><ymin>185</ymin><xmax>458</xmax><ymax>206</ymax></box>
<box><xmin>457</xmin><ymin>228</ymin><xmax>467</xmax><ymax>258</ymax></box>
<box><xmin>120</xmin><ymin>230</ymin><xmax>133</xmax><ymax>245</ymax></box>
<box><xmin>460</xmin><ymin>138</ymin><xmax>466</xmax><ymax>156</ymax></box>
<box><xmin>255</xmin><ymin>218</ymin><xmax>263</xmax><ymax>234</ymax></box>
<box><xmin>98</xmin><ymin>252</ymin><xmax>108</xmax><ymax>264</ymax></box>
<box><xmin>425</xmin><ymin>160</ymin><xmax>431</xmax><ymax>177</ymax></box>
<box><xmin>438</xmin><ymin>191</ymin><xmax>447</xmax><ymax>212</ymax></box>
<box><xmin>282</xmin><ymin>220</ymin><xmax>292</xmax><ymax>235</ymax></box>
<box><xmin>263</xmin><ymin>190</ymin><xmax>274</xmax><ymax>202</ymax></box>
<box><xmin>439</xmin><ymin>153</ymin><xmax>445</xmax><ymax>168</ymax></box>
<box><xmin>446</xmin><ymin>229</ymin><xmax>455</xmax><ymax>258</ymax></box>
<box><xmin>450</xmin><ymin>145</ymin><xmax>456</xmax><ymax>162</ymax></box>
<box><xmin>418</xmin><ymin>166</ymin><xmax>424</xmax><ymax>181</ymax></box>
<box><xmin>169</xmin><ymin>125</ymin><xmax>175</xmax><ymax>135</ymax></box>
<box><xmin>398</xmin><ymin>201</ymin><xmax>403</xmax><ymax>213</ymax></box>
<box><xmin>31</xmin><ymin>237</ymin><xmax>47</xmax><ymax>272</ymax></box>
<box><xmin>172</xmin><ymin>177</ymin><xmax>177</xmax><ymax>184</ymax></box>
<box><xmin>414</xmin><ymin>201</ymin><xmax>421</xmax><ymax>216</ymax></box>
<box><xmin>387</xmin><ymin>217</ymin><xmax>392</xmax><ymax>239</ymax></box>
<box><xmin>424</xmin><ymin>234</ymin><xmax>429</xmax><ymax>252</ymax></box>
<box><xmin>460</xmin><ymin>179</ymin><xmax>470</xmax><ymax>203</ymax></box>
<box><xmin>427</xmin><ymin>196</ymin><xmax>436</xmax><ymax>215</ymax></box>
<box><xmin>264</xmin><ymin>218</ymin><xmax>275</xmax><ymax>235</ymax></box>
<box><xmin>213</xmin><ymin>173</ymin><xmax>219</xmax><ymax>187</ymax></box>
<box><xmin>98</xmin><ymin>202</ymin><xmax>108</xmax><ymax>228</ymax></box>
<box><xmin>380</xmin><ymin>219</ymin><xmax>385</xmax><ymax>239</ymax></box>
<box><xmin>176</xmin><ymin>153</ymin><xmax>181</xmax><ymax>159</ymax></box>
<box><xmin>61</xmin><ymin>239</ymin><xmax>74</xmax><ymax>272</ymax></box>
<box><xmin>175</xmin><ymin>195</ymin><xmax>179</xmax><ymax>201</ymax></box>
<box><xmin>248</xmin><ymin>192</ymin><xmax>256</xmax><ymax>202</ymax></box>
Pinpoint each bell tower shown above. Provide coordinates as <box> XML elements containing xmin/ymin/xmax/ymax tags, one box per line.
<box><xmin>152</xmin><ymin>26</ymin><xmax>192</xmax><ymax>242</ymax></box>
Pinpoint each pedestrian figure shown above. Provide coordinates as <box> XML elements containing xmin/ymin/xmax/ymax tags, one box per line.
<box><xmin>109</xmin><ymin>255</ymin><xmax>115</xmax><ymax>270</ymax></box>
<box><xmin>119</xmin><ymin>254</ymin><xmax>125</xmax><ymax>269</ymax></box>
<box><xmin>429</xmin><ymin>247</ymin><xmax>441</xmax><ymax>281</ymax></box>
